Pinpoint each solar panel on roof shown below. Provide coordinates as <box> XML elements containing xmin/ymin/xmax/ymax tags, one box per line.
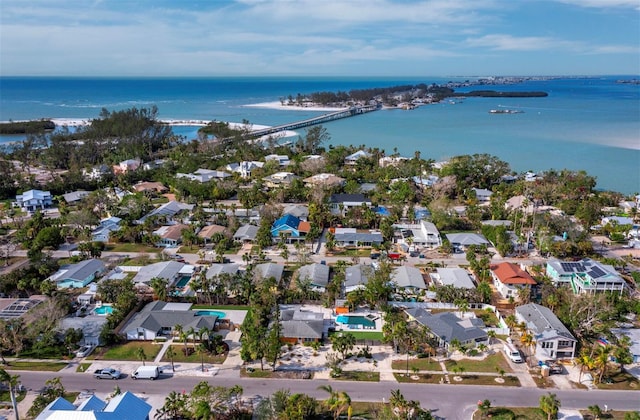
<box><xmin>589</xmin><ymin>266</ymin><xmax>606</xmax><ymax>278</ymax></box>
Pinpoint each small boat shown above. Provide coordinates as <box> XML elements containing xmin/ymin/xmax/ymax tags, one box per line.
<box><xmin>489</xmin><ymin>109</ymin><xmax>524</xmax><ymax>114</ymax></box>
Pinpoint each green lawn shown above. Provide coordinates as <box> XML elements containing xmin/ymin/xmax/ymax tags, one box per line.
<box><xmin>162</xmin><ymin>345</ymin><xmax>226</xmax><ymax>364</ymax></box>
<box><xmin>445</xmin><ymin>353</ymin><xmax>513</xmax><ymax>373</ymax></box>
<box><xmin>472</xmin><ymin>407</ymin><xmax>548</xmax><ymax>420</ymax></box>
<box><xmin>92</xmin><ymin>342</ymin><xmax>161</xmax><ymax>362</ymax></box>
<box><xmin>106</xmin><ymin>243</ymin><xmax>159</xmax><ymax>253</ymax></box>
<box><xmin>581</xmin><ymin>410</ymin><xmax>638</xmax><ymax>420</ymax></box>
<box><xmin>450</xmin><ymin>374</ymin><xmax>520</xmax><ymax>387</ymax></box>
<box><xmin>391</xmin><ymin>357</ymin><xmax>442</xmax><ymax>371</ymax></box>
<box><xmin>333</xmin><ymin>370</ymin><xmax>380</xmax><ymax>382</ymax></box>
<box><xmin>76</xmin><ymin>363</ymin><xmax>92</xmax><ymax>373</ymax></box>
<box><xmin>595</xmin><ymin>369</ymin><xmax>640</xmax><ymax>391</ymax></box>
<box><xmin>394</xmin><ymin>373</ymin><xmax>444</xmax><ymax>384</ymax></box>
<box><xmin>328</xmin><ymin>331</ymin><xmax>384</xmax><ymax>341</ymax></box>
<box><xmin>4</xmin><ymin>361</ymin><xmax>67</xmax><ymax>371</ymax></box>
<box><xmin>0</xmin><ymin>390</ymin><xmax>26</xmax><ymax>405</ymax></box>
<box><xmin>241</xmin><ymin>368</ymin><xmax>273</xmax><ymax>378</ymax></box>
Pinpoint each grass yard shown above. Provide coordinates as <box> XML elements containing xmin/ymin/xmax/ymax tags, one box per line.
<box><xmin>328</xmin><ymin>331</ymin><xmax>384</xmax><ymax>341</ymax></box>
<box><xmin>316</xmin><ymin>401</ymin><xmax>385</xmax><ymax>419</ymax></box>
<box><xmin>333</xmin><ymin>370</ymin><xmax>380</xmax><ymax>382</ymax></box>
<box><xmin>581</xmin><ymin>410</ymin><xmax>638</xmax><ymax>419</ymax></box>
<box><xmin>444</xmin><ymin>352</ymin><xmax>513</xmax><ymax>373</ymax></box>
<box><xmin>450</xmin><ymin>374</ymin><xmax>520</xmax><ymax>387</ymax></box>
<box><xmin>391</xmin><ymin>358</ymin><xmax>442</xmax><ymax>371</ymax></box>
<box><xmin>76</xmin><ymin>363</ymin><xmax>92</xmax><ymax>373</ymax></box>
<box><xmin>241</xmin><ymin>368</ymin><xmax>273</xmax><ymax>378</ymax></box>
<box><xmin>92</xmin><ymin>342</ymin><xmax>161</xmax><ymax>361</ymax></box>
<box><xmin>472</xmin><ymin>407</ymin><xmax>548</xmax><ymax>420</ymax></box>
<box><xmin>106</xmin><ymin>243</ymin><xmax>159</xmax><ymax>253</ymax></box>
<box><xmin>394</xmin><ymin>373</ymin><xmax>444</xmax><ymax>384</ymax></box>
<box><xmin>595</xmin><ymin>369</ymin><xmax>640</xmax><ymax>391</ymax></box>
<box><xmin>162</xmin><ymin>345</ymin><xmax>227</xmax><ymax>364</ymax></box>
<box><xmin>4</xmin><ymin>361</ymin><xmax>67</xmax><ymax>372</ymax></box>
<box><xmin>0</xmin><ymin>390</ymin><xmax>26</xmax><ymax>405</ymax></box>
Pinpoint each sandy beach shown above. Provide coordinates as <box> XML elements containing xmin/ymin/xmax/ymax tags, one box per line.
<box><xmin>243</xmin><ymin>101</ymin><xmax>349</xmax><ymax>112</ymax></box>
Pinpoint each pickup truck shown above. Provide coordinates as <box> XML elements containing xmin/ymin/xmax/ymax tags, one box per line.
<box><xmin>93</xmin><ymin>368</ymin><xmax>121</xmax><ymax>380</ymax></box>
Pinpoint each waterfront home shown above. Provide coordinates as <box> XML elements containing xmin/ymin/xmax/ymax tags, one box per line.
<box><xmin>49</xmin><ymin>259</ymin><xmax>106</xmax><ymax>289</ymax></box>
<box><xmin>430</xmin><ymin>267</ymin><xmax>476</xmax><ymax>289</ymax></box>
<box><xmin>137</xmin><ymin>200</ymin><xmax>194</xmax><ymax>224</ymax></box>
<box><xmin>14</xmin><ymin>189</ymin><xmax>52</xmax><ymax>212</ymax></box>
<box><xmin>515</xmin><ymin>303</ymin><xmax>577</xmax><ymax>360</ymax></box>
<box><xmin>303</xmin><ymin>173</ymin><xmax>346</xmax><ymax>189</ymax></box>
<box><xmin>91</xmin><ymin>216</ymin><xmax>122</xmax><ymax>242</ymax></box>
<box><xmin>262</xmin><ymin>171</ymin><xmax>298</xmax><ymax>188</ymax></box>
<box><xmin>177</xmin><ymin>168</ymin><xmax>231</xmax><ymax>183</ymax></box>
<box><xmin>445</xmin><ymin>232</ymin><xmax>490</xmax><ymax>252</ymax></box>
<box><xmin>344</xmin><ymin>149</ymin><xmax>371</xmax><ymax>165</ymax></box>
<box><xmin>490</xmin><ymin>262</ymin><xmax>536</xmax><ymax>300</ymax></box>
<box><xmin>132</xmin><ymin>261</ymin><xmax>192</xmax><ymax>285</ymax></box>
<box><xmin>379</xmin><ymin>156</ymin><xmax>408</xmax><ymax>167</ymax></box>
<box><xmin>61</xmin><ymin>190</ymin><xmax>89</xmax><ymax>204</ymax></box>
<box><xmin>271</xmin><ymin>214</ymin><xmax>311</xmax><ymax>242</ymax></box>
<box><xmin>391</xmin><ymin>266</ymin><xmax>426</xmax><ymax>292</ymax></box>
<box><xmin>233</xmin><ymin>224</ymin><xmax>259</xmax><ymax>243</ymax></box>
<box><xmin>279</xmin><ymin>307</ymin><xmax>324</xmax><ymax>344</ymax></box>
<box><xmin>546</xmin><ymin>258</ymin><xmax>625</xmax><ymax>295</ymax></box>
<box><xmin>330</xmin><ymin>193</ymin><xmax>372</xmax><ymax>215</ymax></box>
<box><xmin>153</xmin><ymin>224</ymin><xmax>189</xmax><ymax>247</ymax></box>
<box><xmin>344</xmin><ymin>264</ymin><xmax>374</xmax><ymax>293</ymax></box>
<box><xmin>333</xmin><ymin>228</ymin><xmax>383</xmax><ymax>248</ymax></box>
<box><xmin>122</xmin><ymin>301</ymin><xmax>216</xmax><ymax>340</ymax></box>
<box><xmin>405</xmin><ymin>307</ymin><xmax>488</xmax><ymax>351</ymax></box>
<box><xmin>412</xmin><ymin>175</ymin><xmax>440</xmax><ymax>189</ymax></box>
<box><xmin>601</xmin><ymin>215</ymin><xmax>634</xmax><ymax>227</ymax></box>
<box><xmin>113</xmin><ymin>158</ymin><xmax>141</xmax><ymax>175</ymax></box>
<box><xmin>253</xmin><ymin>262</ymin><xmax>284</xmax><ymax>285</ymax></box>
<box><xmin>132</xmin><ymin>181</ymin><xmax>168</xmax><ymax>194</ymax></box>
<box><xmin>297</xmin><ymin>263</ymin><xmax>330</xmax><ymax>292</ymax></box>
<box><xmin>264</xmin><ymin>154</ymin><xmax>291</xmax><ymax>166</ymax></box>
<box><xmin>36</xmin><ymin>391</ymin><xmax>151</xmax><ymax>420</ymax></box>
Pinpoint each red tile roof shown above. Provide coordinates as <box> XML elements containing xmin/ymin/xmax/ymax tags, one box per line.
<box><xmin>490</xmin><ymin>262</ymin><xmax>536</xmax><ymax>285</ymax></box>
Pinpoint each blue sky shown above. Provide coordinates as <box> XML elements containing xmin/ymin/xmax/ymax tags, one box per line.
<box><xmin>1</xmin><ymin>0</ymin><xmax>638</xmax><ymax>76</ymax></box>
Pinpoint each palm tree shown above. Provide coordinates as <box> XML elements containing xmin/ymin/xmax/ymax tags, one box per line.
<box><xmin>0</xmin><ymin>369</ymin><xmax>19</xmax><ymax>420</ymax></box>
<box><xmin>149</xmin><ymin>277</ymin><xmax>168</xmax><ymax>301</ymax></box>
<box><xmin>187</xmin><ymin>326</ymin><xmax>196</xmax><ymax>350</ymax></box>
<box><xmin>576</xmin><ymin>350</ymin><xmax>595</xmax><ymax>383</ymax></box>
<box><xmin>135</xmin><ymin>346</ymin><xmax>147</xmax><ymax>366</ymax></box>
<box><xmin>594</xmin><ymin>345</ymin><xmax>612</xmax><ymax>384</ymax></box>
<box><xmin>165</xmin><ymin>346</ymin><xmax>176</xmax><ymax>372</ymax></box>
<box><xmin>520</xmin><ymin>332</ymin><xmax>535</xmax><ymax>367</ymax></box>
<box><xmin>539</xmin><ymin>392</ymin><xmax>561</xmax><ymax>420</ymax></box>
<box><xmin>317</xmin><ymin>385</ymin><xmax>351</xmax><ymax>420</ymax></box>
<box><xmin>588</xmin><ymin>404</ymin><xmax>603</xmax><ymax>420</ymax></box>
<box><xmin>196</xmin><ymin>343</ymin><xmax>208</xmax><ymax>372</ymax></box>
<box><xmin>487</xmin><ymin>330</ymin><xmax>496</xmax><ymax>345</ymax></box>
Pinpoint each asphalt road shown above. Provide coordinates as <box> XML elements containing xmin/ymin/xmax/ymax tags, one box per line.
<box><xmin>11</xmin><ymin>370</ymin><xmax>640</xmax><ymax>419</ymax></box>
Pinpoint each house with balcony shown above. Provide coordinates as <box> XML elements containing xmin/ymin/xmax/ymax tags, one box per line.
<box><xmin>515</xmin><ymin>303</ymin><xmax>577</xmax><ymax>360</ymax></box>
<box><xmin>271</xmin><ymin>214</ymin><xmax>311</xmax><ymax>242</ymax></box>
<box><xmin>546</xmin><ymin>258</ymin><xmax>625</xmax><ymax>295</ymax></box>
<box><xmin>490</xmin><ymin>262</ymin><xmax>537</xmax><ymax>300</ymax></box>
<box><xmin>15</xmin><ymin>189</ymin><xmax>52</xmax><ymax>212</ymax></box>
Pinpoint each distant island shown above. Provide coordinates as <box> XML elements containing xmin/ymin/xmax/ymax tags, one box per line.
<box><xmin>280</xmin><ymin>77</ymin><xmax>547</xmax><ymax>109</ymax></box>
<box><xmin>0</xmin><ymin>119</ymin><xmax>55</xmax><ymax>134</ymax></box>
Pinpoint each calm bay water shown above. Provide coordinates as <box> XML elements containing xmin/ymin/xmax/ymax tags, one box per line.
<box><xmin>0</xmin><ymin>76</ymin><xmax>638</xmax><ymax>194</ymax></box>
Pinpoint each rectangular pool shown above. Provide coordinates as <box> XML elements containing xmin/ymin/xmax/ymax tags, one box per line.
<box><xmin>335</xmin><ymin>315</ymin><xmax>376</xmax><ymax>329</ymax></box>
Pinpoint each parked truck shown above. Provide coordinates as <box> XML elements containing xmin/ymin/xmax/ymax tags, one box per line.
<box><xmin>93</xmin><ymin>368</ymin><xmax>121</xmax><ymax>380</ymax></box>
<box><xmin>132</xmin><ymin>365</ymin><xmax>161</xmax><ymax>380</ymax></box>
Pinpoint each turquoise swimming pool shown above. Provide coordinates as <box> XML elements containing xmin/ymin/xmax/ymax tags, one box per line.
<box><xmin>175</xmin><ymin>276</ymin><xmax>191</xmax><ymax>288</ymax></box>
<box><xmin>94</xmin><ymin>304</ymin><xmax>114</xmax><ymax>315</ymax></box>
<box><xmin>336</xmin><ymin>314</ymin><xmax>376</xmax><ymax>328</ymax></box>
<box><xmin>195</xmin><ymin>310</ymin><xmax>226</xmax><ymax>318</ymax></box>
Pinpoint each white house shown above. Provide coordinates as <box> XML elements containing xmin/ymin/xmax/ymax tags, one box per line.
<box><xmin>391</xmin><ymin>266</ymin><xmax>426</xmax><ymax>292</ymax></box>
<box><xmin>546</xmin><ymin>258</ymin><xmax>625</xmax><ymax>295</ymax></box>
<box><xmin>15</xmin><ymin>189</ymin><xmax>52</xmax><ymax>212</ymax></box>
<box><xmin>92</xmin><ymin>216</ymin><xmax>122</xmax><ymax>242</ymax></box>
<box><xmin>471</xmin><ymin>188</ymin><xmax>493</xmax><ymax>202</ymax></box>
<box><xmin>264</xmin><ymin>154</ymin><xmax>291</xmax><ymax>166</ymax></box>
<box><xmin>516</xmin><ymin>303</ymin><xmax>577</xmax><ymax>360</ymax></box>
<box><xmin>329</xmin><ymin>193</ymin><xmax>372</xmax><ymax>215</ymax></box>
<box><xmin>490</xmin><ymin>262</ymin><xmax>537</xmax><ymax>300</ymax></box>
<box><xmin>176</xmin><ymin>168</ymin><xmax>231</xmax><ymax>183</ymax></box>
<box><xmin>345</xmin><ymin>150</ymin><xmax>371</xmax><ymax>165</ymax></box>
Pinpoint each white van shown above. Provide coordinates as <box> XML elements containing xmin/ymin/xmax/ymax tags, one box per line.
<box><xmin>503</xmin><ymin>343</ymin><xmax>523</xmax><ymax>363</ymax></box>
<box><xmin>132</xmin><ymin>365</ymin><xmax>161</xmax><ymax>380</ymax></box>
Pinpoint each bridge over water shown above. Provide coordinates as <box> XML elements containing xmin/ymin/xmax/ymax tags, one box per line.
<box><xmin>228</xmin><ymin>104</ymin><xmax>379</xmax><ymax>141</ymax></box>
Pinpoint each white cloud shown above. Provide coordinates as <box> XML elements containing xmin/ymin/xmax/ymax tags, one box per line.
<box><xmin>553</xmin><ymin>0</ymin><xmax>640</xmax><ymax>9</ymax></box>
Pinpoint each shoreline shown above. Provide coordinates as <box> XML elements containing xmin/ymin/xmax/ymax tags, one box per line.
<box><xmin>243</xmin><ymin>101</ymin><xmax>349</xmax><ymax>112</ymax></box>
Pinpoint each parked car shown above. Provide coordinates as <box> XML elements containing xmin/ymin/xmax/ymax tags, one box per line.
<box><xmin>93</xmin><ymin>368</ymin><xmax>121</xmax><ymax>380</ymax></box>
<box><xmin>76</xmin><ymin>345</ymin><xmax>95</xmax><ymax>358</ymax></box>
<box><xmin>132</xmin><ymin>365</ymin><xmax>161</xmax><ymax>380</ymax></box>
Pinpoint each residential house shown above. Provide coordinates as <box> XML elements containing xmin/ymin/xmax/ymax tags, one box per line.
<box><xmin>515</xmin><ymin>303</ymin><xmax>577</xmax><ymax>360</ymax></box>
<box><xmin>132</xmin><ymin>181</ymin><xmax>168</xmax><ymax>194</ymax></box>
<box><xmin>253</xmin><ymin>262</ymin><xmax>284</xmax><ymax>285</ymax></box>
<box><xmin>279</xmin><ymin>307</ymin><xmax>324</xmax><ymax>344</ymax></box>
<box><xmin>490</xmin><ymin>262</ymin><xmax>536</xmax><ymax>300</ymax></box>
<box><xmin>344</xmin><ymin>264</ymin><xmax>374</xmax><ymax>293</ymax></box>
<box><xmin>177</xmin><ymin>169</ymin><xmax>231</xmax><ymax>183</ymax></box>
<box><xmin>35</xmin><ymin>391</ymin><xmax>151</xmax><ymax>420</ymax></box>
<box><xmin>82</xmin><ymin>164</ymin><xmax>111</xmax><ymax>180</ymax></box>
<box><xmin>263</xmin><ymin>171</ymin><xmax>298</xmax><ymax>188</ymax></box>
<box><xmin>271</xmin><ymin>214</ymin><xmax>310</xmax><ymax>242</ymax></box>
<box><xmin>122</xmin><ymin>301</ymin><xmax>216</xmax><ymax>340</ymax></box>
<box><xmin>49</xmin><ymin>259</ymin><xmax>106</xmax><ymax>289</ymax></box>
<box><xmin>233</xmin><ymin>224</ymin><xmax>259</xmax><ymax>243</ymax></box>
<box><xmin>611</xmin><ymin>328</ymin><xmax>640</xmax><ymax>363</ymax></box>
<box><xmin>330</xmin><ymin>193</ymin><xmax>372</xmax><ymax>215</ymax></box>
<box><xmin>226</xmin><ymin>161</ymin><xmax>264</xmax><ymax>178</ymax></box>
<box><xmin>92</xmin><ymin>216</ymin><xmax>122</xmax><ymax>243</ymax></box>
<box><xmin>137</xmin><ymin>200</ymin><xmax>194</xmax><ymax>224</ymax></box>
<box><xmin>446</xmin><ymin>232</ymin><xmax>491</xmax><ymax>252</ymax></box>
<box><xmin>378</xmin><ymin>156</ymin><xmax>407</xmax><ymax>167</ymax></box>
<box><xmin>264</xmin><ymin>154</ymin><xmax>291</xmax><ymax>166</ymax></box>
<box><xmin>197</xmin><ymin>224</ymin><xmax>226</xmax><ymax>244</ymax></box>
<box><xmin>205</xmin><ymin>263</ymin><xmax>239</xmax><ymax>281</ymax></box>
<box><xmin>297</xmin><ymin>263</ymin><xmax>330</xmax><ymax>292</ymax></box>
<box><xmin>113</xmin><ymin>158</ymin><xmax>141</xmax><ymax>175</ymax></box>
<box><xmin>391</xmin><ymin>266</ymin><xmax>426</xmax><ymax>292</ymax></box>
<box><xmin>153</xmin><ymin>224</ymin><xmax>190</xmax><ymax>247</ymax></box>
<box><xmin>15</xmin><ymin>189</ymin><xmax>52</xmax><ymax>212</ymax></box>
<box><xmin>333</xmin><ymin>228</ymin><xmax>383</xmax><ymax>248</ymax></box>
<box><xmin>402</xmin><ymin>220</ymin><xmax>442</xmax><ymax>249</ymax></box>
<box><xmin>481</xmin><ymin>220</ymin><xmax>513</xmax><ymax>228</ymax></box>
<box><xmin>546</xmin><ymin>258</ymin><xmax>625</xmax><ymax>295</ymax></box>
<box><xmin>412</xmin><ymin>175</ymin><xmax>439</xmax><ymax>189</ymax></box>
<box><xmin>132</xmin><ymin>261</ymin><xmax>192</xmax><ymax>286</ymax></box>
<box><xmin>405</xmin><ymin>307</ymin><xmax>488</xmax><ymax>350</ymax></box>
<box><xmin>344</xmin><ymin>150</ymin><xmax>371</xmax><ymax>165</ymax></box>
<box><xmin>601</xmin><ymin>216</ymin><xmax>634</xmax><ymax>227</ymax></box>
<box><xmin>430</xmin><ymin>267</ymin><xmax>476</xmax><ymax>289</ymax></box>
<box><xmin>282</xmin><ymin>204</ymin><xmax>309</xmax><ymax>221</ymax></box>
<box><xmin>62</xmin><ymin>190</ymin><xmax>89</xmax><ymax>204</ymax></box>
<box><xmin>471</xmin><ymin>188</ymin><xmax>493</xmax><ymax>203</ymax></box>
<box><xmin>303</xmin><ymin>173</ymin><xmax>345</xmax><ymax>189</ymax></box>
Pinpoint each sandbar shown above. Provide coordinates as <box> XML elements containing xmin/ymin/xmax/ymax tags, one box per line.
<box><xmin>243</xmin><ymin>101</ymin><xmax>349</xmax><ymax>112</ymax></box>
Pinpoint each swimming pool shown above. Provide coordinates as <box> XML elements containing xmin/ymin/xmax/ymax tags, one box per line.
<box><xmin>94</xmin><ymin>304</ymin><xmax>114</xmax><ymax>315</ymax></box>
<box><xmin>175</xmin><ymin>276</ymin><xmax>191</xmax><ymax>288</ymax></box>
<box><xmin>335</xmin><ymin>315</ymin><xmax>376</xmax><ymax>328</ymax></box>
<box><xmin>195</xmin><ymin>310</ymin><xmax>226</xmax><ymax>318</ymax></box>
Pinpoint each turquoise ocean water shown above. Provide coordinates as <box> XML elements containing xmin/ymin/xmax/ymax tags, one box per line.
<box><xmin>0</xmin><ymin>76</ymin><xmax>638</xmax><ymax>193</ymax></box>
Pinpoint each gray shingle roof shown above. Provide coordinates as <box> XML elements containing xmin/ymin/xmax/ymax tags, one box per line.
<box><xmin>392</xmin><ymin>266</ymin><xmax>426</xmax><ymax>289</ymax></box>
<box><xmin>206</xmin><ymin>263</ymin><xmax>239</xmax><ymax>279</ymax></box>
<box><xmin>406</xmin><ymin>308</ymin><xmax>487</xmax><ymax>344</ymax></box>
<box><xmin>445</xmin><ymin>233</ymin><xmax>490</xmax><ymax>246</ymax></box>
<box><xmin>233</xmin><ymin>224</ymin><xmax>259</xmax><ymax>241</ymax></box>
<box><xmin>279</xmin><ymin>309</ymin><xmax>324</xmax><ymax>339</ymax></box>
<box><xmin>432</xmin><ymin>268</ymin><xmax>476</xmax><ymax>289</ymax></box>
<box><xmin>57</xmin><ymin>259</ymin><xmax>105</xmax><ymax>282</ymax></box>
<box><xmin>124</xmin><ymin>301</ymin><xmax>217</xmax><ymax>334</ymax></box>
<box><xmin>133</xmin><ymin>261</ymin><xmax>185</xmax><ymax>284</ymax></box>
<box><xmin>515</xmin><ymin>303</ymin><xmax>576</xmax><ymax>341</ymax></box>
<box><xmin>345</xmin><ymin>264</ymin><xmax>374</xmax><ymax>288</ymax></box>
<box><xmin>254</xmin><ymin>263</ymin><xmax>284</xmax><ymax>283</ymax></box>
<box><xmin>297</xmin><ymin>263</ymin><xmax>330</xmax><ymax>288</ymax></box>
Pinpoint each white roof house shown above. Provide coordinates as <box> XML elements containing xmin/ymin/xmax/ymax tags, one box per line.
<box><xmin>391</xmin><ymin>266</ymin><xmax>426</xmax><ymax>291</ymax></box>
<box><xmin>264</xmin><ymin>154</ymin><xmax>291</xmax><ymax>166</ymax></box>
<box><xmin>430</xmin><ymin>267</ymin><xmax>476</xmax><ymax>289</ymax></box>
<box><xmin>176</xmin><ymin>168</ymin><xmax>231</xmax><ymax>183</ymax></box>
<box><xmin>297</xmin><ymin>263</ymin><xmax>330</xmax><ymax>292</ymax></box>
<box><xmin>132</xmin><ymin>261</ymin><xmax>193</xmax><ymax>285</ymax></box>
<box><xmin>345</xmin><ymin>150</ymin><xmax>371</xmax><ymax>165</ymax></box>
<box><xmin>15</xmin><ymin>189</ymin><xmax>53</xmax><ymax>212</ymax></box>
<box><xmin>516</xmin><ymin>303</ymin><xmax>577</xmax><ymax>360</ymax></box>
<box><xmin>345</xmin><ymin>264</ymin><xmax>374</xmax><ymax>293</ymax></box>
